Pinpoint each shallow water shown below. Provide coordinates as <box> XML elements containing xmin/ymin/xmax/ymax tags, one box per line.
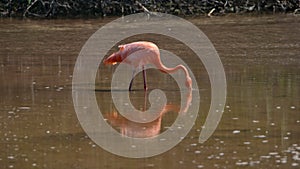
<box><xmin>0</xmin><ymin>15</ymin><xmax>300</xmax><ymax>168</ymax></box>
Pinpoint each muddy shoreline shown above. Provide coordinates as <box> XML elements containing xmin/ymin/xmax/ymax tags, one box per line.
<box><xmin>1</xmin><ymin>0</ymin><xmax>300</xmax><ymax>18</ymax></box>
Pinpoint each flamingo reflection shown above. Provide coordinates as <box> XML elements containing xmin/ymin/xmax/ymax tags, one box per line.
<box><xmin>105</xmin><ymin>89</ymin><xmax>192</xmax><ymax>138</ymax></box>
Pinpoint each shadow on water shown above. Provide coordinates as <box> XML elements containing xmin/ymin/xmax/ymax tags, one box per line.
<box><xmin>0</xmin><ymin>15</ymin><xmax>299</xmax><ymax>168</ymax></box>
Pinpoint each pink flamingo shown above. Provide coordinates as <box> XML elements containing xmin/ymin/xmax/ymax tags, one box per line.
<box><xmin>103</xmin><ymin>41</ymin><xmax>192</xmax><ymax>91</ymax></box>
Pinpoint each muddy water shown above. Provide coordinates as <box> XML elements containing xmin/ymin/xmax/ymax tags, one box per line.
<box><xmin>0</xmin><ymin>15</ymin><xmax>300</xmax><ymax>169</ymax></box>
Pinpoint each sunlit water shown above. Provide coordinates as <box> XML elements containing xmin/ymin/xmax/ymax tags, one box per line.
<box><xmin>0</xmin><ymin>15</ymin><xmax>299</xmax><ymax>168</ymax></box>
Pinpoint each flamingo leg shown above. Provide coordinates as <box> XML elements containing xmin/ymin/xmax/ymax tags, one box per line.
<box><xmin>129</xmin><ymin>69</ymin><xmax>136</xmax><ymax>91</ymax></box>
<box><xmin>143</xmin><ymin>89</ymin><xmax>148</xmax><ymax>111</ymax></box>
<box><xmin>143</xmin><ymin>66</ymin><xmax>147</xmax><ymax>90</ymax></box>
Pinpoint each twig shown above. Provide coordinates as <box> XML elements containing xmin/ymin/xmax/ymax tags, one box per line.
<box><xmin>7</xmin><ymin>0</ymin><xmax>12</xmax><ymax>16</ymax></box>
<box><xmin>23</xmin><ymin>0</ymin><xmax>39</xmax><ymax>17</ymax></box>
<box><xmin>136</xmin><ymin>0</ymin><xmax>160</xmax><ymax>18</ymax></box>
<box><xmin>45</xmin><ymin>0</ymin><xmax>57</xmax><ymax>17</ymax></box>
<box><xmin>136</xmin><ymin>0</ymin><xmax>150</xmax><ymax>14</ymax></box>
<box><xmin>208</xmin><ymin>8</ymin><xmax>215</xmax><ymax>17</ymax></box>
<box><xmin>294</xmin><ymin>8</ymin><xmax>300</xmax><ymax>15</ymax></box>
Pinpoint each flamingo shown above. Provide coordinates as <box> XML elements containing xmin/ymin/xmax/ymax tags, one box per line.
<box><xmin>103</xmin><ymin>41</ymin><xmax>192</xmax><ymax>91</ymax></box>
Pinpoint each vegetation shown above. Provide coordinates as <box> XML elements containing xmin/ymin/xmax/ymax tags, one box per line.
<box><xmin>0</xmin><ymin>0</ymin><xmax>299</xmax><ymax>18</ymax></box>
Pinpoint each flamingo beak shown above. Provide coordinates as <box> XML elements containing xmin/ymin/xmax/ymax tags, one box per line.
<box><xmin>103</xmin><ymin>53</ymin><xmax>119</xmax><ymax>65</ymax></box>
<box><xmin>103</xmin><ymin>55</ymin><xmax>114</xmax><ymax>65</ymax></box>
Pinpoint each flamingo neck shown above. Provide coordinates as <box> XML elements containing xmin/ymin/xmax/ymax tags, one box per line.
<box><xmin>158</xmin><ymin>64</ymin><xmax>192</xmax><ymax>88</ymax></box>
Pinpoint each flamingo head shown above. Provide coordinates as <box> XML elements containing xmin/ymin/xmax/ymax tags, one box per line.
<box><xmin>103</xmin><ymin>52</ymin><xmax>121</xmax><ymax>65</ymax></box>
<box><xmin>103</xmin><ymin>45</ymin><xmax>125</xmax><ymax>65</ymax></box>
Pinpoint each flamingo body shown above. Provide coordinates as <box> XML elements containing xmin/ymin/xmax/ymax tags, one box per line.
<box><xmin>104</xmin><ymin>41</ymin><xmax>192</xmax><ymax>90</ymax></box>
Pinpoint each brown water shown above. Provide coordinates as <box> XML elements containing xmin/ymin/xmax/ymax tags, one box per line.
<box><xmin>0</xmin><ymin>15</ymin><xmax>300</xmax><ymax>169</ymax></box>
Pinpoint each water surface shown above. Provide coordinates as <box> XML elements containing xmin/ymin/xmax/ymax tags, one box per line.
<box><xmin>0</xmin><ymin>15</ymin><xmax>299</xmax><ymax>168</ymax></box>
